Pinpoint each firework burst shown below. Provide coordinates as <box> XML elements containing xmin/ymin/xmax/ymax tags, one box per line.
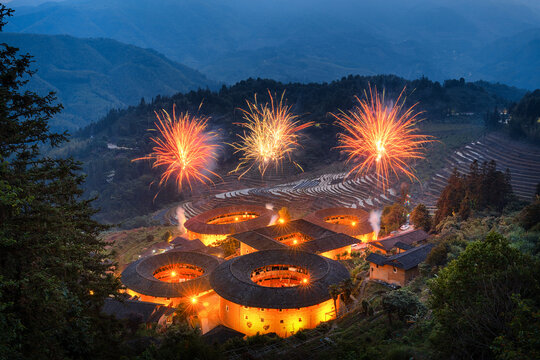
<box><xmin>230</xmin><ymin>91</ymin><xmax>313</xmax><ymax>178</ymax></box>
<box><xmin>134</xmin><ymin>105</ymin><xmax>220</xmax><ymax>190</ymax></box>
<box><xmin>333</xmin><ymin>86</ymin><xmax>433</xmax><ymax>190</ymax></box>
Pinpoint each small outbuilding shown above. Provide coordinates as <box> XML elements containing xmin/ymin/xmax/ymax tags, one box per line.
<box><xmin>366</xmin><ymin>243</ymin><xmax>434</xmax><ymax>287</ymax></box>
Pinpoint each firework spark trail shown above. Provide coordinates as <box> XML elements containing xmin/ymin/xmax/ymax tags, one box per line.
<box><xmin>333</xmin><ymin>86</ymin><xmax>433</xmax><ymax>190</ymax></box>
<box><xmin>133</xmin><ymin>105</ymin><xmax>220</xmax><ymax>190</ymax></box>
<box><xmin>230</xmin><ymin>90</ymin><xmax>313</xmax><ymax>178</ymax></box>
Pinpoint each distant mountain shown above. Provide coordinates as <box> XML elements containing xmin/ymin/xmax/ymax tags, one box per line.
<box><xmin>0</xmin><ymin>33</ymin><xmax>215</xmax><ymax>130</ymax></box>
<box><xmin>5</xmin><ymin>0</ymin><xmax>540</xmax><ymax>89</ymax></box>
<box><xmin>474</xmin><ymin>29</ymin><xmax>540</xmax><ymax>90</ymax></box>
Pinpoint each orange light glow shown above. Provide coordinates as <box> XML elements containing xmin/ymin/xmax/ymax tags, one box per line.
<box><xmin>278</xmin><ymin>218</ymin><xmax>285</xmax><ymax>224</ymax></box>
<box><xmin>235</xmin><ymin>217</ymin><xmax>239</xmax><ymax>221</ymax></box>
<box><xmin>133</xmin><ymin>105</ymin><xmax>221</xmax><ymax>190</ymax></box>
<box><xmin>351</xmin><ymin>221</ymin><xmax>357</xmax><ymax>226</ymax></box>
<box><xmin>191</xmin><ymin>297</ymin><xmax>198</xmax><ymax>304</ymax></box>
<box><xmin>293</xmin><ymin>239</ymin><xmax>298</xmax><ymax>245</ymax></box>
<box><xmin>302</xmin><ymin>278</ymin><xmax>308</xmax><ymax>284</ymax></box>
<box><xmin>171</xmin><ymin>271</ymin><xmax>177</xmax><ymax>277</ymax></box>
<box><xmin>333</xmin><ymin>85</ymin><xmax>433</xmax><ymax>190</ymax></box>
<box><xmin>230</xmin><ymin>90</ymin><xmax>313</xmax><ymax>178</ymax></box>
<box><xmin>89</xmin><ymin>290</ymin><xmax>94</xmax><ymax>295</ymax></box>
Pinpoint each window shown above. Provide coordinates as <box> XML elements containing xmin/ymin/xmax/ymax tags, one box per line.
<box><xmin>225</xmin><ymin>305</ymin><xmax>229</xmax><ymax>312</ymax></box>
<box><xmin>260</xmin><ymin>308</ymin><xmax>265</xmax><ymax>312</ymax></box>
<box><xmin>261</xmin><ymin>318</ymin><xmax>264</xmax><ymax>322</ymax></box>
<box><xmin>280</xmin><ymin>320</ymin><xmax>284</xmax><ymax>324</ymax></box>
<box><xmin>298</xmin><ymin>318</ymin><xmax>302</xmax><ymax>322</ymax></box>
<box><xmin>393</xmin><ymin>267</ymin><xmax>397</xmax><ymax>273</ymax></box>
<box><xmin>278</xmin><ymin>309</ymin><xmax>283</xmax><ymax>312</ymax></box>
<box><xmin>245</xmin><ymin>315</ymin><xmax>248</xmax><ymax>320</ymax></box>
<box><xmin>243</xmin><ymin>306</ymin><xmax>249</xmax><ymax>309</ymax></box>
<box><xmin>376</xmin><ymin>264</ymin><xmax>379</xmax><ymax>268</ymax></box>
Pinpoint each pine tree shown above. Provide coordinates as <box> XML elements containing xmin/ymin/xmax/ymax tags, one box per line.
<box><xmin>0</xmin><ymin>6</ymin><xmax>120</xmax><ymax>359</ymax></box>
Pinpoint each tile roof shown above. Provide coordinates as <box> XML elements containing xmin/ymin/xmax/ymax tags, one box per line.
<box><xmin>366</xmin><ymin>243</ymin><xmax>434</xmax><ymax>270</ymax></box>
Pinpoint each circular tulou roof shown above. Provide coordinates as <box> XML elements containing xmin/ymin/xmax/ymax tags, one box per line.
<box><xmin>121</xmin><ymin>250</ymin><xmax>221</xmax><ymax>298</ymax></box>
<box><xmin>184</xmin><ymin>204</ymin><xmax>277</xmax><ymax>235</ymax></box>
<box><xmin>304</xmin><ymin>207</ymin><xmax>373</xmax><ymax>237</ymax></box>
<box><xmin>209</xmin><ymin>249</ymin><xmax>350</xmax><ymax>309</ymax></box>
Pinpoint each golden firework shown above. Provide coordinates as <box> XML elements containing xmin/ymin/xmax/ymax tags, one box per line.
<box><xmin>134</xmin><ymin>105</ymin><xmax>220</xmax><ymax>190</ymax></box>
<box><xmin>333</xmin><ymin>86</ymin><xmax>433</xmax><ymax>189</ymax></box>
<box><xmin>230</xmin><ymin>90</ymin><xmax>313</xmax><ymax>178</ymax></box>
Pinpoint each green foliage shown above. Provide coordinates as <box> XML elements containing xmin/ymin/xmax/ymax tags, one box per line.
<box><xmin>382</xmin><ymin>289</ymin><xmax>426</xmax><ymax>323</ymax></box>
<box><xmin>410</xmin><ymin>203</ymin><xmax>431</xmax><ymax>232</ymax></box>
<box><xmin>0</xmin><ymin>7</ymin><xmax>121</xmax><ymax>358</ymax></box>
<box><xmin>516</xmin><ymin>197</ymin><xmax>540</xmax><ymax>231</ymax></box>
<box><xmin>508</xmin><ymin>89</ymin><xmax>540</xmax><ymax>140</ymax></box>
<box><xmin>137</xmin><ymin>324</ymin><xmax>221</xmax><ymax>360</ymax></box>
<box><xmin>425</xmin><ymin>241</ymin><xmax>449</xmax><ymax>268</ymax></box>
<box><xmin>380</xmin><ymin>203</ymin><xmax>407</xmax><ymax>236</ymax></box>
<box><xmin>428</xmin><ymin>232</ymin><xmax>540</xmax><ymax>359</ymax></box>
<box><xmin>492</xmin><ymin>295</ymin><xmax>540</xmax><ymax>360</ymax></box>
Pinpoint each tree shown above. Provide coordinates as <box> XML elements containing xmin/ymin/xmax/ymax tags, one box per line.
<box><xmin>138</xmin><ymin>324</ymin><xmax>221</xmax><ymax>360</ymax></box>
<box><xmin>428</xmin><ymin>232</ymin><xmax>540</xmax><ymax>359</ymax></box>
<box><xmin>380</xmin><ymin>203</ymin><xmax>407</xmax><ymax>235</ymax></box>
<box><xmin>328</xmin><ymin>284</ymin><xmax>341</xmax><ymax>317</ymax></box>
<box><xmin>0</xmin><ymin>6</ymin><xmax>120</xmax><ymax>359</ymax></box>
<box><xmin>435</xmin><ymin>168</ymin><xmax>465</xmax><ymax>224</ymax></box>
<box><xmin>410</xmin><ymin>203</ymin><xmax>431</xmax><ymax>232</ymax></box>
<box><xmin>338</xmin><ymin>278</ymin><xmax>354</xmax><ymax>305</ymax></box>
<box><xmin>382</xmin><ymin>289</ymin><xmax>425</xmax><ymax>324</ymax></box>
<box><xmin>516</xmin><ymin>197</ymin><xmax>540</xmax><ymax>231</ymax></box>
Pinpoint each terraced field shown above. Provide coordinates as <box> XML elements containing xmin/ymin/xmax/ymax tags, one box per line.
<box><xmin>158</xmin><ymin>131</ymin><xmax>539</xmax><ymax>225</ymax></box>
<box><xmin>421</xmin><ymin>133</ymin><xmax>540</xmax><ymax>208</ymax></box>
<box><xmin>163</xmin><ymin>170</ymin><xmax>399</xmax><ymax>224</ymax></box>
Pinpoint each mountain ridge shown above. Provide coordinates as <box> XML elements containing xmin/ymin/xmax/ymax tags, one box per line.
<box><xmin>0</xmin><ymin>32</ymin><xmax>216</xmax><ymax>130</ymax></box>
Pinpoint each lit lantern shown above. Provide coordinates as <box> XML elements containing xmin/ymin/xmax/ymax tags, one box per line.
<box><xmin>278</xmin><ymin>218</ymin><xmax>285</xmax><ymax>224</ymax></box>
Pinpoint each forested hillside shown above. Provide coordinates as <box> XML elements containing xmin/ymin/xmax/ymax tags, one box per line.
<box><xmin>54</xmin><ymin>75</ymin><xmax>523</xmax><ymax>224</ymax></box>
<box><xmin>0</xmin><ymin>33</ymin><xmax>214</xmax><ymax>130</ymax></box>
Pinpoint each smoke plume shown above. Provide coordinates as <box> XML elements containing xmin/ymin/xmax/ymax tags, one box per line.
<box><xmin>266</xmin><ymin>203</ymin><xmax>278</xmax><ymax>225</ymax></box>
<box><xmin>176</xmin><ymin>206</ymin><xmax>186</xmax><ymax>234</ymax></box>
<box><xmin>369</xmin><ymin>209</ymin><xmax>382</xmax><ymax>237</ymax></box>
